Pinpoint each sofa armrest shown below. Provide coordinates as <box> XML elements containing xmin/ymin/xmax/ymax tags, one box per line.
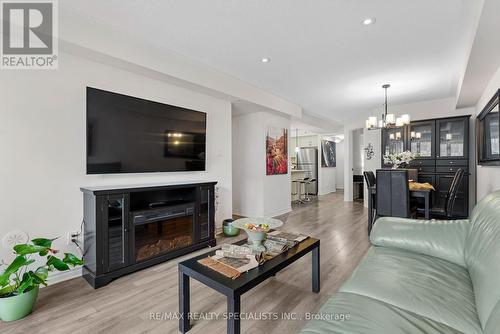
<box><xmin>370</xmin><ymin>217</ymin><xmax>470</xmax><ymax>267</ymax></box>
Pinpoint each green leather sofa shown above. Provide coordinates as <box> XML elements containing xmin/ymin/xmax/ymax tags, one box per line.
<box><xmin>301</xmin><ymin>190</ymin><xmax>500</xmax><ymax>334</ymax></box>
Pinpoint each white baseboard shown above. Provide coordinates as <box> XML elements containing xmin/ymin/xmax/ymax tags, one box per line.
<box><xmin>265</xmin><ymin>206</ymin><xmax>292</xmax><ymax>218</ymax></box>
<box><xmin>233</xmin><ymin>206</ymin><xmax>292</xmax><ymax>219</ymax></box>
<box><xmin>46</xmin><ymin>267</ymin><xmax>82</xmax><ymax>286</ymax></box>
<box><xmin>232</xmin><ymin>211</ymin><xmax>247</xmax><ymax>218</ymax></box>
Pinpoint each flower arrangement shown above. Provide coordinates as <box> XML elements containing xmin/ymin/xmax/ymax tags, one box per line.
<box><xmin>383</xmin><ymin>151</ymin><xmax>418</xmax><ymax>169</ymax></box>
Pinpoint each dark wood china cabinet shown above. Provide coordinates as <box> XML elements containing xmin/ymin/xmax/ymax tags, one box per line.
<box><xmin>382</xmin><ymin>115</ymin><xmax>470</xmax><ymax>218</ymax></box>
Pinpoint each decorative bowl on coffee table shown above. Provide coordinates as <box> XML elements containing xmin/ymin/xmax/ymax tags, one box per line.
<box><xmin>232</xmin><ymin>217</ymin><xmax>283</xmax><ymax>252</ymax></box>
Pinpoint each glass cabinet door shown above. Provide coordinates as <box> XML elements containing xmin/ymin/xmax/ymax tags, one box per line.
<box><xmin>104</xmin><ymin>194</ymin><xmax>129</xmax><ymax>272</ymax></box>
<box><xmin>382</xmin><ymin>128</ymin><xmax>405</xmax><ymax>156</ymax></box>
<box><xmin>436</xmin><ymin>118</ymin><xmax>468</xmax><ymax>159</ymax></box>
<box><xmin>408</xmin><ymin>121</ymin><xmax>435</xmax><ymax>158</ymax></box>
<box><xmin>478</xmin><ymin>90</ymin><xmax>500</xmax><ymax>165</ymax></box>
<box><xmin>482</xmin><ymin>103</ymin><xmax>500</xmax><ymax>161</ymax></box>
<box><xmin>198</xmin><ymin>186</ymin><xmax>213</xmax><ymax>241</ymax></box>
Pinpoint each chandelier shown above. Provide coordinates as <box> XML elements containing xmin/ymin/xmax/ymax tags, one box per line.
<box><xmin>366</xmin><ymin>84</ymin><xmax>410</xmax><ymax>130</ymax></box>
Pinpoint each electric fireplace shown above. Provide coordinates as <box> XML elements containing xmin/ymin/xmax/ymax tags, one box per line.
<box><xmin>81</xmin><ymin>182</ymin><xmax>216</xmax><ymax>288</ymax></box>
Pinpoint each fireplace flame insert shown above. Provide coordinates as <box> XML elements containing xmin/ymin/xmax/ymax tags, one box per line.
<box><xmin>131</xmin><ymin>203</ymin><xmax>195</xmax><ymax>262</ymax></box>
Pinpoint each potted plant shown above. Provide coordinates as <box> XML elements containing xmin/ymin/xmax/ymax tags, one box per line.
<box><xmin>0</xmin><ymin>237</ymin><xmax>83</xmax><ymax>322</ymax></box>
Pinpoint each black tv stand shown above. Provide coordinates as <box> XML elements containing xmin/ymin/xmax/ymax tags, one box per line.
<box><xmin>80</xmin><ymin>181</ymin><xmax>217</xmax><ymax>288</ymax></box>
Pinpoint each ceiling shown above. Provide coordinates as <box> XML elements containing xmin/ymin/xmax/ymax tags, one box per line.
<box><xmin>62</xmin><ymin>0</ymin><xmax>479</xmax><ymax>124</ymax></box>
<box><xmin>457</xmin><ymin>0</ymin><xmax>500</xmax><ymax>108</ymax></box>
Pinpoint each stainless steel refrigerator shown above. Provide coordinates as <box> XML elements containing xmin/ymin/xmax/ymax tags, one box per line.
<box><xmin>297</xmin><ymin>147</ymin><xmax>318</xmax><ymax>195</ymax></box>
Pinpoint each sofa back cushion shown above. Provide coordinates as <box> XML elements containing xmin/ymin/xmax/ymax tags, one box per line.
<box><xmin>465</xmin><ymin>190</ymin><xmax>500</xmax><ymax>328</ymax></box>
<box><xmin>485</xmin><ymin>299</ymin><xmax>500</xmax><ymax>334</ymax></box>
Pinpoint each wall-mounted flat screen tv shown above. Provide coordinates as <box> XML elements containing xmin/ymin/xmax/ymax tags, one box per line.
<box><xmin>86</xmin><ymin>87</ymin><xmax>207</xmax><ymax>174</ymax></box>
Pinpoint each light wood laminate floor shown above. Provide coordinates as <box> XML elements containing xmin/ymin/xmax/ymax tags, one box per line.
<box><xmin>2</xmin><ymin>192</ymin><xmax>370</xmax><ymax>334</ymax></box>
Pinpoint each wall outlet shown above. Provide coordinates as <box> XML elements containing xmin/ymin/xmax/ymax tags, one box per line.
<box><xmin>67</xmin><ymin>231</ymin><xmax>80</xmax><ymax>245</ymax></box>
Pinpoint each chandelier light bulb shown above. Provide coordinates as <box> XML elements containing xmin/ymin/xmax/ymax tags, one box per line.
<box><xmin>368</xmin><ymin>116</ymin><xmax>377</xmax><ymax>127</ymax></box>
<box><xmin>401</xmin><ymin>114</ymin><xmax>410</xmax><ymax>124</ymax></box>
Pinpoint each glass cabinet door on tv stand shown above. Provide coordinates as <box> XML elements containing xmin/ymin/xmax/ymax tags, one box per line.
<box><xmin>103</xmin><ymin>194</ymin><xmax>130</xmax><ymax>273</ymax></box>
<box><xmin>198</xmin><ymin>186</ymin><xmax>213</xmax><ymax>241</ymax></box>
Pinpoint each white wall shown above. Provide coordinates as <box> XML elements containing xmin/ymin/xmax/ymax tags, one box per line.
<box><xmin>318</xmin><ymin>166</ymin><xmax>336</xmax><ymax>195</ymax></box>
<box><xmin>232</xmin><ymin>112</ymin><xmax>264</xmax><ymax>216</ymax></box>
<box><xmin>363</xmin><ymin>129</ymin><xmax>382</xmax><ymax>207</ymax></box>
<box><xmin>335</xmin><ymin>140</ymin><xmax>345</xmax><ymax>189</ymax></box>
<box><xmin>232</xmin><ymin>111</ymin><xmax>292</xmax><ymax>217</ymax></box>
<box><xmin>475</xmin><ymin>64</ymin><xmax>500</xmax><ymax>201</ymax></box>
<box><xmin>298</xmin><ymin>135</ymin><xmax>318</xmax><ymax>148</ymax></box>
<box><xmin>0</xmin><ymin>51</ymin><xmax>232</xmax><ymax>272</ymax></box>
<box><xmin>343</xmin><ymin>127</ymin><xmax>354</xmax><ymax>201</ymax></box>
<box><xmin>352</xmin><ymin>129</ymin><xmax>364</xmax><ymax>175</ymax></box>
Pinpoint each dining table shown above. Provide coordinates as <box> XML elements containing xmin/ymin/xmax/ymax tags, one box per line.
<box><xmin>367</xmin><ymin>185</ymin><xmax>432</xmax><ymax>234</ymax></box>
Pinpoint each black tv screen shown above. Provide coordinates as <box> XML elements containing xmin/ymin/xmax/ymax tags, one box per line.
<box><xmin>86</xmin><ymin>87</ymin><xmax>207</xmax><ymax>174</ymax></box>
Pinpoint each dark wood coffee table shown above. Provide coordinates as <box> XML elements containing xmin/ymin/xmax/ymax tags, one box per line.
<box><xmin>178</xmin><ymin>238</ymin><xmax>320</xmax><ymax>334</ymax></box>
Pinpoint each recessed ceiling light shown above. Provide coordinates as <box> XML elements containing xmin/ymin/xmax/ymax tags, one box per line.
<box><xmin>261</xmin><ymin>57</ymin><xmax>270</xmax><ymax>63</ymax></box>
<box><xmin>362</xmin><ymin>17</ymin><xmax>376</xmax><ymax>26</ymax></box>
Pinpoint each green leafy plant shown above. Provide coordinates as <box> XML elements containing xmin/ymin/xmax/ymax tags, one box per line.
<box><xmin>0</xmin><ymin>238</ymin><xmax>83</xmax><ymax>297</ymax></box>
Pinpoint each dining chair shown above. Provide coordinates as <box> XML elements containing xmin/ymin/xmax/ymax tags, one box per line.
<box><xmin>406</xmin><ymin>168</ymin><xmax>418</xmax><ymax>182</ymax></box>
<box><xmin>364</xmin><ymin>171</ymin><xmax>376</xmax><ymax>227</ymax></box>
<box><xmin>376</xmin><ymin>169</ymin><xmax>416</xmax><ymax>219</ymax></box>
<box><xmin>363</xmin><ymin>171</ymin><xmax>376</xmax><ymax>188</ymax></box>
<box><xmin>420</xmin><ymin>168</ymin><xmax>465</xmax><ymax>219</ymax></box>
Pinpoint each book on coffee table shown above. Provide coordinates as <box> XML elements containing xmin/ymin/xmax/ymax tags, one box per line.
<box><xmin>198</xmin><ymin>244</ymin><xmax>261</xmax><ymax>279</ymax></box>
<box><xmin>197</xmin><ymin>232</ymin><xmax>309</xmax><ymax>279</ymax></box>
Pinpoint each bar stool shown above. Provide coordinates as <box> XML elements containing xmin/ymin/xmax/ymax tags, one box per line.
<box><xmin>292</xmin><ymin>179</ymin><xmax>306</xmax><ymax>204</ymax></box>
<box><xmin>303</xmin><ymin>178</ymin><xmax>316</xmax><ymax>201</ymax></box>
<box><xmin>299</xmin><ymin>177</ymin><xmax>310</xmax><ymax>202</ymax></box>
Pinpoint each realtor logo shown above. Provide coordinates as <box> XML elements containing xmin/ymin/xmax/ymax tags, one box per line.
<box><xmin>1</xmin><ymin>0</ymin><xmax>58</xmax><ymax>69</ymax></box>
